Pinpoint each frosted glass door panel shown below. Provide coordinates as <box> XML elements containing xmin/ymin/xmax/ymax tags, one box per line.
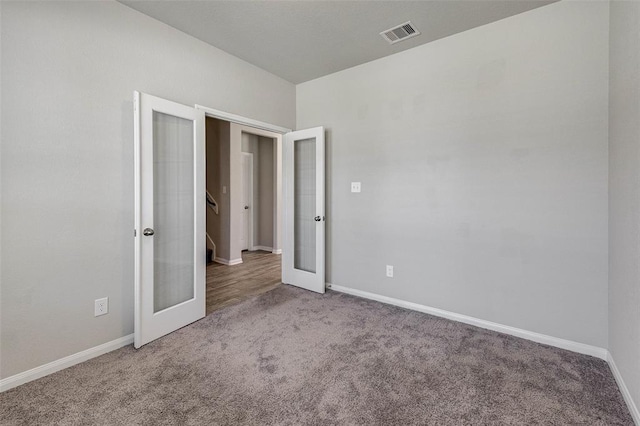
<box><xmin>294</xmin><ymin>138</ymin><xmax>316</xmax><ymax>273</ymax></box>
<box><xmin>153</xmin><ymin>111</ymin><xmax>194</xmax><ymax>313</ymax></box>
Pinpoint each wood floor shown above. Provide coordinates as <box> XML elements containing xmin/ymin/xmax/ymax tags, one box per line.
<box><xmin>206</xmin><ymin>250</ymin><xmax>282</xmax><ymax>315</ymax></box>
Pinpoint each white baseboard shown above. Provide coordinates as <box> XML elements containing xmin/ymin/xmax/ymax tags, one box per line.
<box><xmin>607</xmin><ymin>352</ymin><xmax>640</xmax><ymax>425</ymax></box>
<box><xmin>272</xmin><ymin>249</ymin><xmax>282</xmax><ymax>254</ymax></box>
<box><xmin>327</xmin><ymin>283</ymin><xmax>608</xmax><ymax>360</ymax></box>
<box><xmin>251</xmin><ymin>246</ymin><xmax>273</xmax><ymax>252</ymax></box>
<box><xmin>214</xmin><ymin>257</ymin><xmax>243</xmax><ymax>266</ymax></box>
<box><xmin>0</xmin><ymin>334</ymin><xmax>134</xmax><ymax>393</ymax></box>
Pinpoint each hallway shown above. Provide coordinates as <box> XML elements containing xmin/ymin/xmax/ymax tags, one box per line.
<box><xmin>206</xmin><ymin>250</ymin><xmax>281</xmax><ymax>314</ymax></box>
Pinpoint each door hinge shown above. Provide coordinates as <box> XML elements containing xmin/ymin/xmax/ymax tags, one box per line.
<box><xmin>134</xmin><ymin>229</ymin><xmax>137</xmax><ymax>237</ymax></box>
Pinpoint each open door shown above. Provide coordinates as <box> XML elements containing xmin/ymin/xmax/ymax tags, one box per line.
<box><xmin>134</xmin><ymin>91</ymin><xmax>205</xmax><ymax>348</ymax></box>
<box><xmin>282</xmin><ymin>127</ymin><xmax>325</xmax><ymax>293</ymax></box>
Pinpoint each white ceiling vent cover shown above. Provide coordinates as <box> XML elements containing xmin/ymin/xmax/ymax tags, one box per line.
<box><xmin>380</xmin><ymin>21</ymin><xmax>421</xmax><ymax>45</ymax></box>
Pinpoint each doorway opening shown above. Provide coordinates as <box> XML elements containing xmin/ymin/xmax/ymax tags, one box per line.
<box><xmin>204</xmin><ymin>117</ymin><xmax>283</xmax><ymax>314</ymax></box>
<box><xmin>134</xmin><ymin>92</ymin><xmax>325</xmax><ymax>348</ymax></box>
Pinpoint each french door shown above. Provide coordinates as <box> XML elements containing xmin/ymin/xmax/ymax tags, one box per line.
<box><xmin>134</xmin><ymin>91</ymin><xmax>206</xmax><ymax>348</ymax></box>
<box><xmin>282</xmin><ymin>127</ymin><xmax>325</xmax><ymax>293</ymax></box>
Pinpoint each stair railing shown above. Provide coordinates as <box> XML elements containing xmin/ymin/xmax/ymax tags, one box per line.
<box><xmin>206</xmin><ymin>190</ymin><xmax>218</xmax><ymax>214</ymax></box>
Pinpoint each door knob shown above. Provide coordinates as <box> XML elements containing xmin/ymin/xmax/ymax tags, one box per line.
<box><xmin>143</xmin><ymin>228</ymin><xmax>155</xmax><ymax>236</ymax></box>
<box><xmin>314</xmin><ymin>216</ymin><xmax>321</xmax><ymax>222</ymax></box>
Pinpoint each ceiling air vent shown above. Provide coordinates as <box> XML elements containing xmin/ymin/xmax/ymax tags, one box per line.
<box><xmin>380</xmin><ymin>21</ymin><xmax>421</xmax><ymax>45</ymax></box>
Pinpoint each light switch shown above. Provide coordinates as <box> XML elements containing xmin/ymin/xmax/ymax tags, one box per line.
<box><xmin>351</xmin><ymin>182</ymin><xmax>361</xmax><ymax>193</ymax></box>
<box><xmin>222</xmin><ymin>185</ymin><xmax>227</xmax><ymax>194</ymax></box>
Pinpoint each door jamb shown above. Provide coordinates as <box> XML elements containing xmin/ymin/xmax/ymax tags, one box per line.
<box><xmin>195</xmin><ymin>105</ymin><xmax>291</xmax><ymax>134</ymax></box>
<box><xmin>195</xmin><ymin>105</ymin><xmax>289</xmax><ymax>262</ymax></box>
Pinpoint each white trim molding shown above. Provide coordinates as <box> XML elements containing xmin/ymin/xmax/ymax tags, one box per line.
<box><xmin>607</xmin><ymin>352</ymin><xmax>640</xmax><ymax>425</ymax></box>
<box><xmin>0</xmin><ymin>334</ymin><xmax>134</xmax><ymax>392</ymax></box>
<box><xmin>327</xmin><ymin>283</ymin><xmax>608</xmax><ymax>360</ymax></box>
<box><xmin>195</xmin><ymin>104</ymin><xmax>291</xmax><ymax>134</ymax></box>
<box><xmin>272</xmin><ymin>249</ymin><xmax>282</xmax><ymax>254</ymax></box>
<box><xmin>214</xmin><ymin>257</ymin><xmax>243</xmax><ymax>266</ymax></box>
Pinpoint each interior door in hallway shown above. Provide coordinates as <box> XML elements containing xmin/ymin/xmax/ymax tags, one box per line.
<box><xmin>134</xmin><ymin>91</ymin><xmax>206</xmax><ymax>348</ymax></box>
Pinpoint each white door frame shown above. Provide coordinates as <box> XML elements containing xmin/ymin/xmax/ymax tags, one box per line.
<box><xmin>195</xmin><ymin>105</ymin><xmax>291</xmax><ymax>134</ymax></box>
<box><xmin>241</xmin><ymin>151</ymin><xmax>254</xmax><ymax>251</ymax></box>
<box><xmin>196</xmin><ymin>105</ymin><xmax>288</xmax><ymax>264</ymax></box>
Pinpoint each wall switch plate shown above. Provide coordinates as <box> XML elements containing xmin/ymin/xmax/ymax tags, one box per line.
<box><xmin>222</xmin><ymin>185</ymin><xmax>227</xmax><ymax>194</ymax></box>
<box><xmin>386</xmin><ymin>265</ymin><xmax>394</xmax><ymax>278</ymax></box>
<box><xmin>351</xmin><ymin>182</ymin><xmax>361</xmax><ymax>193</ymax></box>
<box><xmin>95</xmin><ymin>297</ymin><xmax>109</xmax><ymax>317</ymax></box>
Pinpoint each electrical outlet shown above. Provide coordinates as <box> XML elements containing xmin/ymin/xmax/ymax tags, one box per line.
<box><xmin>95</xmin><ymin>297</ymin><xmax>109</xmax><ymax>317</ymax></box>
<box><xmin>351</xmin><ymin>182</ymin><xmax>361</xmax><ymax>193</ymax></box>
<box><xmin>386</xmin><ymin>265</ymin><xmax>394</xmax><ymax>278</ymax></box>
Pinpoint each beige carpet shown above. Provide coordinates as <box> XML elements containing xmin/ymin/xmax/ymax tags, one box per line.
<box><xmin>0</xmin><ymin>286</ymin><xmax>633</xmax><ymax>425</ymax></box>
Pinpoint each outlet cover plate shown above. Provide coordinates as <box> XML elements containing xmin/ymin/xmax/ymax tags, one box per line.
<box><xmin>95</xmin><ymin>297</ymin><xmax>109</xmax><ymax>317</ymax></box>
<box><xmin>351</xmin><ymin>182</ymin><xmax>361</xmax><ymax>193</ymax></box>
<box><xmin>386</xmin><ymin>265</ymin><xmax>394</xmax><ymax>278</ymax></box>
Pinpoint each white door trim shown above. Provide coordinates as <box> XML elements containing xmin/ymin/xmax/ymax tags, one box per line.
<box><xmin>195</xmin><ymin>106</ymin><xmax>284</xmax><ymax>262</ymax></box>
<box><xmin>195</xmin><ymin>104</ymin><xmax>291</xmax><ymax>134</ymax></box>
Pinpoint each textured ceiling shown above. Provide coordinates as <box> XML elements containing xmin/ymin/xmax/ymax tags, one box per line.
<box><xmin>120</xmin><ymin>0</ymin><xmax>556</xmax><ymax>84</ymax></box>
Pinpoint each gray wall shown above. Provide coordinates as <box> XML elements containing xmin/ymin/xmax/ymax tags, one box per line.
<box><xmin>258</xmin><ymin>136</ymin><xmax>275</xmax><ymax>248</ymax></box>
<box><xmin>297</xmin><ymin>1</ymin><xmax>609</xmax><ymax>347</ymax></box>
<box><xmin>206</xmin><ymin>118</ymin><xmax>231</xmax><ymax>261</ymax></box>
<box><xmin>0</xmin><ymin>1</ymin><xmax>294</xmax><ymax>379</ymax></box>
<box><xmin>609</xmin><ymin>0</ymin><xmax>640</xmax><ymax>413</ymax></box>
